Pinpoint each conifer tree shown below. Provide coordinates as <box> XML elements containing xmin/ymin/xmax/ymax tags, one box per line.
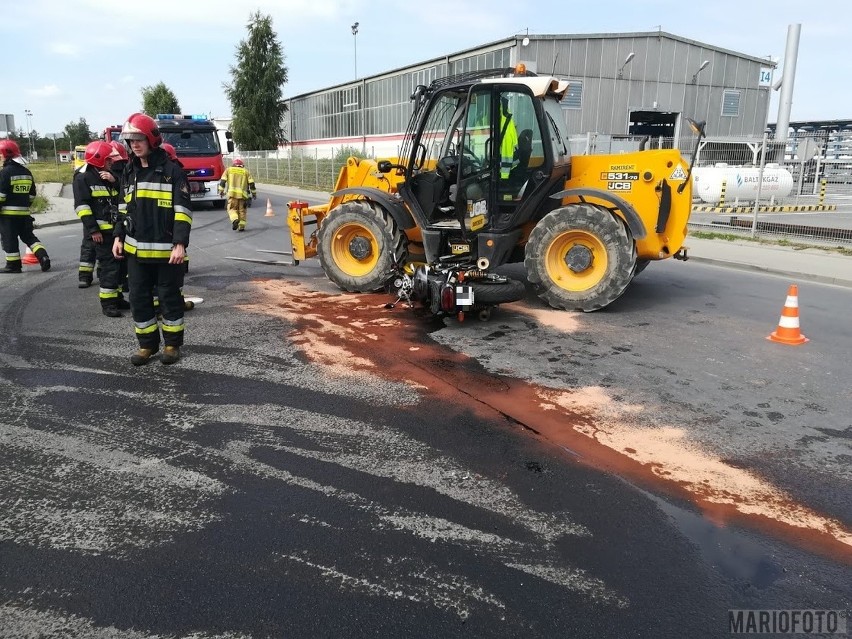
<box><xmin>224</xmin><ymin>11</ymin><xmax>288</xmax><ymax>150</ymax></box>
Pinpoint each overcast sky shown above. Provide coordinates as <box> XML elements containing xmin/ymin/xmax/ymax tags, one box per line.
<box><xmin>2</xmin><ymin>0</ymin><xmax>847</xmax><ymax>139</ymax></box>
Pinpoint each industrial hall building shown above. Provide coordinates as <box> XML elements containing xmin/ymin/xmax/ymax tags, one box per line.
<box><xmin>283</xmin><ymin>31</ymin><xmax>776</xmax><ymax>159</ymax></box>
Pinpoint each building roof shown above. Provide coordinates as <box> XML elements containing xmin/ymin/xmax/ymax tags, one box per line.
<box><xmin>286</xmin><ymin>31</ymin><xmax>773</xmax><ymax>101</ymax></box>
<box><xmin>768</xmin><ymin>119</ymin><xmax>852</xmax><ymax>132</ymax></box>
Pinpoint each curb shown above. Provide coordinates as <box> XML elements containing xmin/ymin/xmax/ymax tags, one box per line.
<box><xmin>33</xmin><ymin>218</ymin><xmax>78</xmax><ymax>229</ymax></box>
<box><xmin>688</xmin><ymin>255</ymin><xmax>852</xmax><ymax>289</ymax></box>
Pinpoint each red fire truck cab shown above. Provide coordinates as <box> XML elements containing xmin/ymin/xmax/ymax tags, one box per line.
<box><xmin>104</xmin><ymin>114</ymin><xmax>234</xmax><ymax>208</ymax></box>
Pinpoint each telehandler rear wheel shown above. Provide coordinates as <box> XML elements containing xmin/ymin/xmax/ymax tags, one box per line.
<box><xmin>317</xmin><ymin>200</ymin><xmax>408</xmax><ymax>292</ymax></box>
<box><xmin>524</xmin><ymin>203</ymin><xmax>636</xmax><ymax>312</ymax></box>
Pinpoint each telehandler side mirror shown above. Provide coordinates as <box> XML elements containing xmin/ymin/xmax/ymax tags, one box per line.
<box><xmin>377</xmin><ymin>160</ymin><xmax>392</xmax><ymax>173</ymax></box>
<box><xmin>678</xmin><ymin>118</ymin><xmax>707</xmax><ymax>194</ymax></box>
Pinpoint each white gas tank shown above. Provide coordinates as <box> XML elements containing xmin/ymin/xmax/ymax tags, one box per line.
<box><xmin>692</xmin><ymin>164</ymin><xmax>794</xmax><ymax>204</ymax></box>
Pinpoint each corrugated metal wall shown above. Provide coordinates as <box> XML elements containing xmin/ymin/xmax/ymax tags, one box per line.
<box><xmin>285</xmin><ymin>32</ymin><xmax>773</xmax><ymax>150</ymax></box>
<box><xmin>515</xmin><ymin>33</ymin><xmax>771</xmax><ymax>145</ymax></box>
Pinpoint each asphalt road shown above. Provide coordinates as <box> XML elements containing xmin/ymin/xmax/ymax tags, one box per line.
<box><xmin>1</xmin><ymin>196</ymin><xmax>850</xmax><ymax>638</ymax></box>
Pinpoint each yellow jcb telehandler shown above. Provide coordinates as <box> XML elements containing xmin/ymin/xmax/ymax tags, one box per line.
<box><xmin>286</xmin><ymin>65</ymin><xmax>704</xmax><ymax>317</ymax></box>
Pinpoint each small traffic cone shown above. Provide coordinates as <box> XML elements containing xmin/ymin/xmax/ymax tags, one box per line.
<box><xmin>767</xmin><ymin>284</ymin><xmax>809</xmax><ymax>345</ymax></box>
<box><xmin>264</xmin><ymin>197</ymin><xmax>275</xmax><ymax>217</ymax></box>
<box><xmin>22</xmin><ymin>247</ymin><xmax>39</xmax><ymax>265</ymax></box>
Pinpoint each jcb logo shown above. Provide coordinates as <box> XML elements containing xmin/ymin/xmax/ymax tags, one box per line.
<box><xmin>608</xmin><ymin>181</ymin><xmax>632</xmax><ymax>191</ymax></box>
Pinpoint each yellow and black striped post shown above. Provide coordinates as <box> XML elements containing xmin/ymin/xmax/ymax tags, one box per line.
<box><xmin>819</xmin><ymin>179</ymin><xmax>827</xmax><ymax>206</ymax></box>
<box><xmin>719</xmin><ymin>179</ymin><xmax>727</xmax><ymax>208</ymax></box>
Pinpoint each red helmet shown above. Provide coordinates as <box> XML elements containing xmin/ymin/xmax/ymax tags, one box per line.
<box><xmin>232</xmin><ymin>157</ymin><xmax>244</xmax><ymax>167</ymax></box>
<box><xmin>0</xmin><ymin>139</ymin><xmax>21</xmax><ymax>160</ymax></box>
<box><xmin>120</xmin><ymin>112</ymin><xmax>162</xmax><ymax>147</ymax></box>
<box><xmin>109</xmin><ymin>140</ymin><xmax>129</xmax><ymax>161</ymax></box>
<box><xmin>161</xmin><ymin>143</ymin><xmax>178</xmax><ymax>161</ymax></box>
<box><xmin>84</xmin><ymin>141</ymin><xmax>114</xmax><ymax>169</ymax></box>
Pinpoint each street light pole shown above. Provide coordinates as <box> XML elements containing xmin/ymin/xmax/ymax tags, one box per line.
<box><xmin>24</xmin><ymin>109</ymin><xmax>33</xmax><ymax>159</ymax></box>
<box><xmin>351</xmin><ymin>22</ymin><xmax>359</xmax><ymax>79</ymax></box>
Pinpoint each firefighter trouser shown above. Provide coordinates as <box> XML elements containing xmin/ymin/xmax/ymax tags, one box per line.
<box><xmin>127</xmin><ymin>255</ymin><xmax>185</xmax><ymax>350</ymax></box>
<box><xmin>227</xmin><ymin>197</ymin><xmax>248</xmax><ymax>229</ymax></box>
<box><xmin>95</xmin><ymin>233</ymin><xmax>122</xmax><ymax>312</ymax></box>
<box><xmin>0</xmin><ymin>215</ymin><xmax>48</xmax><ymax>271</ymax></box>
<box><xmin>79</xmin><ymin>233</ymin><xmax>97</xmax><ymax>282</ymax></box>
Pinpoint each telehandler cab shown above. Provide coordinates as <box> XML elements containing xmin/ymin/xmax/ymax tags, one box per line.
<box><xmin>286</xmin><ymin>65</ymin><xmax>704</xmax><ymax>316</ymax></box>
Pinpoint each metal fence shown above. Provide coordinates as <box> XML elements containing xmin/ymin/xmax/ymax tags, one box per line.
<box><xmin>238</xmin><ymin>131</ymin><xmax>852</xmax><ymax>246</ymax></box>
<box><xmin>236</xmin><ymin>148</ymin><xmax>367</xmax><ymax>192</ymax></box>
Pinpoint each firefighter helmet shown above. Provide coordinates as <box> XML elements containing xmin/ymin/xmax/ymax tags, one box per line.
<box><xmin>84</xmin><ymin>141</ymin><xmax>114</xmax><ymax>169</ymax></box>
<box><xmin>0</xmin><ymin>139</ymin><xmax>22</xmax><ymax>160</ymax></box>
<box><xmin>109</xmin><ymin>140</ymin><xmax>129</xmax><ymax>161</ymax></box>
<box><xmin>232</xmin><ymin>157</ymin><xmax>244</xmax><ymax>167</ymax></box>
<box><xmin>120</xmin><ymin>112</ymin><xmax>162</xmax><ymax>147</ymax></box>
<box><xmin>161</xmin><ymin>143</ymin><xmax>178</xmax><ymax>161</ymax></box>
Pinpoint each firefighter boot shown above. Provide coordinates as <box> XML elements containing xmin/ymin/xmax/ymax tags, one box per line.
<box><xmin>131</xmin><ymin>347</ymin><xmax>159</xmax><ymax>366</ymax></box>
<box><xmin>102</xmin><ymin>304</ymin><xmax>123</xmax><ymax>318</ymax></box>
<box><xmin>116</xmin><ymin>295</ymin><xmax>132</xmax><ymax>310</ymax></box>
<box><xmin>1</xmin><ymin>264</ymin><xmax>22</xmax><ymax>274</ymax></box>
<box><xmin>35</xmin><ymin>249</ymin><xmax>51</xmax><ymax>272</ymax></box>
<box><xmin>232</xmin><ymin>218</ymin><xmax>239</xmax><ymax>231</ymax></box>
<box><xmin>161</xmin><ymin>346</ymin><xmax>181</xmax><ymax>365</ymax></box>
<box><xmin>78</xmin><ymin>277</ymin><xmax>92</xmax><ymax>288</ymax></box>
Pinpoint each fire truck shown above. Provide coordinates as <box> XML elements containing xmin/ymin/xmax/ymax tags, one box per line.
<box><xmin>103</xmin><ymin>114</ymin><xmax>234</xmax><ymax>208</ymax></box>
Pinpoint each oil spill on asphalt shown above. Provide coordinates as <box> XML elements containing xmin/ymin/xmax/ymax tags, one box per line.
<box><xmin>243</xmin><ymin>280</ymin><xmax>852</xmax><ymax>563</ymax></box>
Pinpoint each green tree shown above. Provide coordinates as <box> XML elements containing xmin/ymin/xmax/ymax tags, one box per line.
<box><xmin>64</xmin><ymin>117</ymin><xmax>95</xmax><ymax>148</ymax></box>
<box><xmin>141</xmin><ymin>82</ymin><xmax>181</xmax><ymax>116</ymax></box>
<box><xmin>224</xmin><ymin>11</ymin><xmax>288</xmax><ymax>151</ymax></box>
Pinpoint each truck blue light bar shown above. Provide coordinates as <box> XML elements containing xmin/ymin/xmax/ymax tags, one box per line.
<box><xmin>156</xmin><ymin>114</ymin><xmax>208</xmax><ymax>120</ymax></box>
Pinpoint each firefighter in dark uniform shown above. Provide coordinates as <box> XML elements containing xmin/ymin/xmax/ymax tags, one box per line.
<box><xmin>73</xmin><ymin>141</ymin><xmax>128</xmax><ymax>317</ymax></box>
<box><xmin>77</xmin><ymin>143</ymin><xmax>128</xmax><ymax>288</ymax></box>
<box><xmin>75</xmin><ymin>158</ymin><xmax>98</xmax><ymax>287</ymax></box>
<box><xmin>113</xmin><ymin>113</ymin><xmax>192</xmax><ymax>366</ymax></box>
<box><xmin>0</xmin><ymin>140</ymin><xmax>51</xmax><ymax>273</ymax></box>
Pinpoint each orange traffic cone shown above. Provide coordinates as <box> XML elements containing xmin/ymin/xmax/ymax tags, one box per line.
<box><xmin>22</xmin><ymin>247</ymin><xmax>39</xmax><ymax>265</ymax></box>
<box><xmin>767</xmin><ymin>284</ymin><xmax>809</xmax><ymax>345</ymax></box>
<box><xmin>264</xmin><ymin>197</ymin><xmax>275</xmax><ymax>217</ymax></box>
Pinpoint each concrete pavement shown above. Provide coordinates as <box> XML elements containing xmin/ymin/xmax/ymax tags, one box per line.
<box><xmin>30</xmin><ymin>182</ymin><xmax>852</xmax><ymax>289</ymax></box>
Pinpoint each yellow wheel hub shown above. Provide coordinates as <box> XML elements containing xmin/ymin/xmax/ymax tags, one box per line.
<box><xmin>545</xmin><ymin>230</ymin><xmax>608</xmax><ymax>292</ymax></box>
<box><xmin>330</xmin><ymin>222</ymin><xmax>379</xmax><ymax>277</ymax></box>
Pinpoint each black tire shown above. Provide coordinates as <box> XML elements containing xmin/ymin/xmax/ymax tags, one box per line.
<box><xmin>470</xmin><ymin>278</ymin><xmax>526</xmax><ymax>305</ymax></box>
<box><xmin>524</xmin><ymin>203</ymin><xmax>636</xmax><ymax>312</ymax></box>
<box><xmin>317</xmin><ymin>200</ymin><xmax>408</xmax><ymax>292</ymax></box>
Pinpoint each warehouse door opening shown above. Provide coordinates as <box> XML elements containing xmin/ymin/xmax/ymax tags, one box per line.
<box><xmin>628</xmin><ymin>110</ymin><xmax>679</xmax><ymax>147</ymax></box>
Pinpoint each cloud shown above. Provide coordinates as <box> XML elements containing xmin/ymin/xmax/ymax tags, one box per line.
<box><xmin>47</xmin><ymin>42</ymin><xmax>79</xmax><ymax>57</ymax></box>
<box><xmin>27</xmin><ymin>85</ymin><xmax>62</xmax><ymax>98</ymax></box>
<box><xmin>121</xmin><ymin>75</ymin><xmax>135</xmax><ymax>84</ymax></box>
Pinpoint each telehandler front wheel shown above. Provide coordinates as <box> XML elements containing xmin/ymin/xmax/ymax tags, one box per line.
<box><xmin>524</xmin><ymin>203</ymin><xmax>636</xmax><ymax>312</ymax></box>
<box><xmin>317</xmin><ymin>200</ymin><xmax>408</xmax><ymax>292</ymax></box>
